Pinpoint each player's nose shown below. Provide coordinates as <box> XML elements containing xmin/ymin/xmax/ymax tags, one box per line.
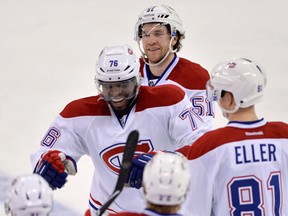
<box><xmin>109</xmin><ymin>85</ymin><xmax>123</xmax><ymax>96</ymax></box>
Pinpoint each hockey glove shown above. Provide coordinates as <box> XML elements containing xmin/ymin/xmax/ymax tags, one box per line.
<box><xmin>34</xmin><ymin>150</ymin><xmax>77</xmax><ymax>190</ymax></box>
<box><xmin>126</xmin><ymin>152</ymin><xmax>155</xmax><ymax>189</ymax></box>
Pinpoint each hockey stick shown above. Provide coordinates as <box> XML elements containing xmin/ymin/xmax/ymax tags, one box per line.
<box><xmin>96</xmin><ymin>130</ymin><xmax>139</xmax><ymax>216</ymax></box>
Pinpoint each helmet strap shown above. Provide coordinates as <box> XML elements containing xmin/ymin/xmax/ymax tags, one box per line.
<box><xmin>138</xmin><ymin>36</ymin><xmax>177</xmax><ymax>67</ymax></box>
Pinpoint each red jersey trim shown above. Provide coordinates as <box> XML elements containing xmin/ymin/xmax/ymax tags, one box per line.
<box><xmin>177</xmin><ymin>121</ymin><xmax>288</xmax><ymax>160</ymax></box>
<box><xmin>139</xmin><ymin>58</ymin><xmax>145</xmax><ymax>77</ymax></box>
<box><xmin>168</xmin><ymin>57</ymin><xmax>210</xmax><ymax>90</ymax></box>
<box><xmin>135</xmin><ymin>85</ymin><xmax>185</xmax><ymax>112</ymax></box>
<box><xmin>140</xmin><ymin>57</ymin><xmax>210</xmax><ymax>90</ymax></box>
<box><xmin>110</xmin><ymin>213</ymin><xmax>145</xmax><ymax>216</ymax></box>
<box><xmin>60</xmin><ymin>95</ymin><xmax>111</xmax><ymax>118</ymax></box>
<box><xmin>89</xmin><ymin>194</ymin><xmax>117</xmax><ymax>214</ymax></box>
<box><xmin>59</xmin><ymin>85</ymin><xmax>185</xmax><ymax>118</ymax></box>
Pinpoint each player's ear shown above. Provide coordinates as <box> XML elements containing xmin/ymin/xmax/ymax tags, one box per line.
<box><xmin>220</xmin><ymin>92</ymin><xmax>234</xmax><ymax>110</ymax></box>
<box><xmin>225</xmin><ymin>92</ymin><xmax>236</xmax><ymax>110</ymax></box>
<box><xmin>171</xmin><ymin>36</ymin><xmax>178</xmax><ymax>47</ymax></box>
<box><xmin>172</xmin><ymin>35</ymin><xmax>178</xmax><ymax>45</ymax></box>
<box><xmin>228</xmin><ymin>92</ymin><xmax>236</xmax><ymax>106</ymax></box>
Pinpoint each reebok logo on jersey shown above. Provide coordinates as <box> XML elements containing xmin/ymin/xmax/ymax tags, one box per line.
<box><xmin>245</xmin><ymin>131</ymin><xmax>264</xmax><ymax>136</ymax></box>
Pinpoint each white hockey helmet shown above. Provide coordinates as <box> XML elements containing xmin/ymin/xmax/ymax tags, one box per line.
<box><xmin>4</xmin><ymin>174</ymin><xmax>53</xmax><ymax>216</ymax></box>
<box><xmin>143</xmin><ymin>152</ymin><xmax>190</xmax><ymax>206</ymax></box>
<box><xmin>134</xmin><ymin>5</ymin><xmax>185</xmax><ymax>41</ymax></box>
<box><xmin>95</xmin><ymin>45</ymin><xmax>140</xmax><ymax>101</ymax></box>
<box><xmin>95</xmin><ymin>44</ymin><xmax>140</xmax><ymax>82</ymax></box>
<box><xmin>207</xmin><ymin>58</ymin><xmax>267</xmax><ymax>113</ymax></box>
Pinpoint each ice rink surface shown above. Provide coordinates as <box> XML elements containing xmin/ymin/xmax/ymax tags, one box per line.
<box><xmin>1</xmin><ymin>0</ymin><xmax>287</xmax><ymax>215</ymax></box>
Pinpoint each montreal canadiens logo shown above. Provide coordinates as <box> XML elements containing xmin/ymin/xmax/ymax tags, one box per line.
<box><xmin>100</xmin><ymin>139</ymin><xmax>154</xmax><ymax>174</ymax></box>
<box><xmin>128</xmin><ymin>48</ymin><xmax>133</xmax><ymax>55</ymax></box>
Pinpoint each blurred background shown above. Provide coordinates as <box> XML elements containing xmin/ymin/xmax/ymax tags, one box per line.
<box><xmin>1</xmin><ymin>0</ymin><xmax>287</xmax><ymax>215</ymax></box>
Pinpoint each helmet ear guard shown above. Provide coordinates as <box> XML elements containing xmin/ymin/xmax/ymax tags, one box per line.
<box><xmin>208</xmin><ymin>57</ymin><xmax>267</xmax><ymax>113</ymax></box>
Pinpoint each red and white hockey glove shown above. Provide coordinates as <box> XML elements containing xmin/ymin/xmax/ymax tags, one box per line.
<box><xmin>34</xmin><ymin>150</ymin><xmax>77</xmax><ymax>190</ymax></box>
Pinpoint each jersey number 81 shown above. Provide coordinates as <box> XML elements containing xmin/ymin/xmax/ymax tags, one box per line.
<box><xmin>227</xmin><ymin>172</ymin><xmax>282</xmax><ymax>216</ymax></box>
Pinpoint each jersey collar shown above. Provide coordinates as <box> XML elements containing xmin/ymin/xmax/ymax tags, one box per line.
<box><xmin>143</xmin><ymin>208</ymin><xmax>183</xmax><ymax>216</ymax></box>
<box><xmin>227</xmin><ymin>118</ymin><xmax>266</xmax><ymax>129</ymax></box>
<box><xmin>145</xmin><ymin>54</ymin><xmax>179</xmax><ymax>86</ymax></box>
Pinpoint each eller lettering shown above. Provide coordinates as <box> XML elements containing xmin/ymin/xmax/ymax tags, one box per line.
<box><xmin>235</xmin><ymin>143</ymin><xmax>276</xmax><ymax>164</ymax></box>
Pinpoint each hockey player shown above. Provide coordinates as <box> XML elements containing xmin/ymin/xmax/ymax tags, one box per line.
<box><xmin>134</xmin><ymin>5</ymin><xmax>214</xmax><ymax>132</ymax></box>
<box><xmin>4</xmin><ymin>173</ymin><xmax>53</xmax><ymax>216</ymax></box>
<box><xmin>127</xmin><ymin>58</ymin><xmax>288</xmax><ymax>215</ymax></box>
<box><xmin>109</xmin><ymin>152</ymin><xmax>190</xmax><ymax>216</ymax></box>
<box><xmin>30</xmin><ymin>45</ymin><xmax>206</xmax><ymax>215</ymax></box>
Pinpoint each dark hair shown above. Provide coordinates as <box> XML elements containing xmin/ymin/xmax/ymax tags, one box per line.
<box><xmin>173</xmin><ymin>30</ymin><xmax>185</xmax><ymax>52</ymax></box>
<box><xmin>161</xmin><ymin>24</ymin><xmax>185</xmax><ymax>52</ymax></box>
<box><xmin>221</xmin><ymin>90</ymin><xmax>227</xmax><ymax>98</ymax></box>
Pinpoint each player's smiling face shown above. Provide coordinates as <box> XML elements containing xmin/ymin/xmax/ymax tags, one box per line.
<box><xmin>110</xmin><ymin>98</ymin><xmax>131</xmax><ymax>112</ymax></box>
<box><xmin>100</xmin><ymin>78</ymin><xmax>137</xmax><ymax>112</ymax></box>
<box><xmin>108</xmin><ymin>85</ymin><xmax>130</xmax><ymax>111</ymax></box>
<box><xmin>141</xmin><ymin>23</ymin><xmax>171</xmax><ymax>64</ymax></box>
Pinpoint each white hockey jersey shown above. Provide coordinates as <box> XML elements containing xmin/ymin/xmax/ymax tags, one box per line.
<box><xmin>109</xmin><ymin>208</ymin><xmax>182</xmax><ymax>216</ymax></box>
<box><xmin>30</xmin><ymin>84</ymin><xmax>206</xmax><ymax>214</ymax></box>
<box><xmin>178</xmin><ymin>118</ymin><xmax>288</xmax><ymax>215</ymax></box>
<box><xmin>139</xmin><ymin>55</ymin><xmax>215</xmax><ymax>132</ymax></box>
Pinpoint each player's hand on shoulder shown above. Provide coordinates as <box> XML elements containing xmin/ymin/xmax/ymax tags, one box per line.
<box><xmin>34</xmin><ymin>150</ymin><xmax>77</xmax><ymax>190</ymax></box>
<box><xmin>126</xmin><ymin>152</ymin><xmax>156</xmax><ymax>189</ymax></box>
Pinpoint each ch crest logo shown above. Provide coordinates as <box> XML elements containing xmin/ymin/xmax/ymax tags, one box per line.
<box><xmin>227</xmin><ymin>62</ymin><xmax>237</xmax><ymax>68</ymax></box>
<box><xmin>100</xmin><ymin>140</ymin><xmax>154</xmax><ymax>174</ymax></box>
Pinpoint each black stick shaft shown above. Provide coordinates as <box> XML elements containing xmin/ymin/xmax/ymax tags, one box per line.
<box><xmin>97</xmin><ymin>130</ymin><xmax>139</xmax><ymax>216</ymax></box>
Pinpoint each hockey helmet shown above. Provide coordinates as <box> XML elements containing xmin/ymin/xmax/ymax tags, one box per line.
<box><xmin>207</xmin><ymin>57</ymin><xmax>267</xmax><ymax>113</ymax></box>
<box><xmin>143</xmin><ymin>152</ymin><xmax>190</xmax><ymax>206</ymax></box>
<box><xmin>95</xmin><ymin>45</ymin><xmax>140</xmax><ymax>101</ymax></box>
<box><xmin>134</xmin><ymin>5</ymin><xmax>184</xmax><ymax>41</ymax></box>
<box><xmin>4</xmin><ymin>174</ymin><xmax>53</xmax><ymax>216</ymax></box>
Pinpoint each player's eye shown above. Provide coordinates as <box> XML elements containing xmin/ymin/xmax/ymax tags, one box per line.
<box><xmin>141</xmin><ymin>32</ymin><xmax>149</xmax><ymax>37</ymax></box>
<box><xmin>153</xmin><ymin>31</ymin><xmax>164</xmax><ymax>37</ymax></box>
